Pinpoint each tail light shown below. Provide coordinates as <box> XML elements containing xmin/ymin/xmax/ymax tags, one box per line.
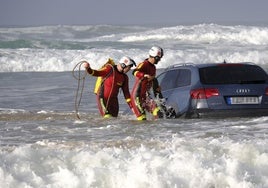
<box><xmin>191</xmin><ymin>88</ymin><xmax>219</xmax><ymax>99</ymax></box>
<box><xmin>266</xmin><ymin>88</ymin><xmax>268</xmax><ymax>95</ymax></box>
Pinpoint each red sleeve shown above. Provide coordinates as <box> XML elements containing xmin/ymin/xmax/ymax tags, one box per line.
<box><xmin>122</xmin><ymin>75</ymin><xmax>132</xmax><ymax>108</ymax></box>
<box><xmin>87</xmin><ymin>65</ymin><xmax>113</xmax><ymax>77</ymax></box>
<box><xmin>122</xmin><ymin>75</ymin><xmax>131</xmax><ymax>99</ymax></box>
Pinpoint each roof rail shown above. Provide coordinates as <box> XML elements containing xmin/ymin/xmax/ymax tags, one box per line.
<box><xmin>166</xmin><ymin>63</ymin><xmax>196</xmax><ymax>69</ymax></box>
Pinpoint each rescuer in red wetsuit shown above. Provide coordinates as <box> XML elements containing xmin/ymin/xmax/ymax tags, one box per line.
<box><xmin>83</xmin><ymin>56</ymin><xmax>136</xmax><ymax>118</ymax></box>
<box><xmin>131</xmin><ymin>46</ymin><xmax>164</xmax><ymax>120</ymax></box>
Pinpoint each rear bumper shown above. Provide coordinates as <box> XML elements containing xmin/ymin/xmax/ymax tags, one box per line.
<box><xmin>186</xmin><ymin>108</ymin><xmax>268</xmax><ymax>118</ymax></box>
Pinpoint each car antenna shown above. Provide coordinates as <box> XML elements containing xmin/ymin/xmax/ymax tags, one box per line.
<box><xmin>223</xmin><ymin>59</ymin><xmax>227</xmax><ymax>64</ymax></box>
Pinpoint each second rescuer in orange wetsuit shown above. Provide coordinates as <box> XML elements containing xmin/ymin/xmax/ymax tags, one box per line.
<box><xmin>131</xmin><ymin>46</ymin><xmax>164</xmax><ymax>120</ymax></box>
<box><xmin>83</xmin><ymin>56</ymin><xmax>136</xmax><ymax>118</ymax></box>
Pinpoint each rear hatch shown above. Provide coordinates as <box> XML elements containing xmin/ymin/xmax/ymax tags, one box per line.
<box><xmin>198</xmin><ymin>63</ymin><xmax>268</xmax><ymax>110</ymax></box>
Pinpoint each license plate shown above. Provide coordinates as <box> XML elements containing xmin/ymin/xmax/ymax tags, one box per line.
<box><xmin>227</xmin><ymin>97</ymin><xmax>260</xmax><ymax>104</ymax></box>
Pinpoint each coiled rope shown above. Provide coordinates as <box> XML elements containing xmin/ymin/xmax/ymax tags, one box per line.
<box><xmin>72</xmin><ymin>61</ymin><xmax>87</xmax><ymax>119</ymax></box>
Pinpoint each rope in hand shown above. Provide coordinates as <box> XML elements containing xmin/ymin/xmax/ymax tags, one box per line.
<box><xmin>72</xmin><ymin>61</ymin><xmax>88</xmax><ymax>119</ymax></box>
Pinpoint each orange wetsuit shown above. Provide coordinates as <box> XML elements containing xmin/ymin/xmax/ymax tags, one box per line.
<box><xmin>87</xmin><ymin>64</ymin><xmax>132</xmax><ymax>117</ymax></box>
<box><xmin>131</xmin><ymin>59</ymin><xmax>160</xmax><ymax>120</ymax></box>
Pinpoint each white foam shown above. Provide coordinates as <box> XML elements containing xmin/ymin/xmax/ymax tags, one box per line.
<box><xmin>1</xmin><ymin>24</ymin><xmax>268</xmax><ymax>72</ymax></box>
<box><xmin>0</xmin><ymin>135</ymin><xmax>267</xmax><ymax>187</ymax></box>
<box><xmin>0</xmin><ymin>108</ymin><xmax>26</xmax><ymax>114</ymax></box>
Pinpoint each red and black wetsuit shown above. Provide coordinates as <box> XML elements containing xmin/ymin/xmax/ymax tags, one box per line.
<box><xmin>87</xmin><ymin>64</ymin><xmax>131</xmax><ymax>117</ymax></box>
<box><xmin>131</xmin><ymin>59</ymin><xmax>159</xmax><ymax>120</ymax></box>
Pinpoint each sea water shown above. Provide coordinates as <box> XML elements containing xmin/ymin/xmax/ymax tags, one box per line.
<box><xmin>0</xmin><ymin>24</ymin><xmax>268</xmax><ymax>187</ymax></box>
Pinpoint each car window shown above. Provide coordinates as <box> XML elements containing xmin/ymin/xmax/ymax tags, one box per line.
<box><xmin>158</xmin><ymin>70</ymin><xmax>179</xmax><ymax>91</ymax></box>
<box><xmin>158</xmin><ymin>69</ymin><xmax>191</xmax><ymax>91</ymax></box>
<box><xmin>176</xmin><ymin>69</ymin><xmax>191</xmax><ymax>87</ymax></box>
<box><xmin>199</xmin><ymin>64</ymin><xmax>268</xmax><ymax>84</ymax></box>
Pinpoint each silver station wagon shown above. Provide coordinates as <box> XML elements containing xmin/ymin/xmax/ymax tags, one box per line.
<box><xmin>157</xmin><ymin>62</ymin><xmax>268</xmax><ymax>118</ymax></box>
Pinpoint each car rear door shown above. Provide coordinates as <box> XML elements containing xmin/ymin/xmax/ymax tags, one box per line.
<box><xmin>157</xmin><ymin>68</ymin><xmax>192</xmax><ymax>115</ymax></box>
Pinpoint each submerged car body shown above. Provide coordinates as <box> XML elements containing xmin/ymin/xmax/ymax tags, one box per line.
<box><xmin>157</xmin><ymin>62</ymin><xmax>268</xmax><ymax>118</ymax></box>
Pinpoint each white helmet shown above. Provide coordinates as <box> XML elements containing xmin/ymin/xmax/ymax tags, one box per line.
<box><xmin>119</xmin><ymin>56</ymin><xmax>136</xmax><ymax>68</ymax></box>
<box><xmin>149</xmin><ymin>46</ymin><xmax>164</xmax><ymax>58</ymax></box>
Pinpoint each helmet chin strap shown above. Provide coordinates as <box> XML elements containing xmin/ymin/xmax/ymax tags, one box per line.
<box><xmin>118</xmin><ymin>63</ymin><xmax>125</xmax><ymax>73</ymax></box>
<box><xmin>121</xmin><ymin>63</ymin><xmax>126</xmax><ymax>69</ymax></box>
<box><xmin>154</xmin><ymin>56</ymin><xmax>161</xmax><ymax>64</ymax></box>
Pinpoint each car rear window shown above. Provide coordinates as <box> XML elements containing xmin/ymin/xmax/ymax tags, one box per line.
<box><xmin>199</xmin><ymin>64</ymin><xmax>268</xmax><ymax>84</ymax></box>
